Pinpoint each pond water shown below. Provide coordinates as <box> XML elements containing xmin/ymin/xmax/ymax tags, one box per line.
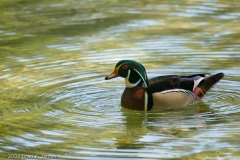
<box><xmin>0</xmin><ymin>0</ymin><xmax>240</xmax><ymax>159</ymax></box>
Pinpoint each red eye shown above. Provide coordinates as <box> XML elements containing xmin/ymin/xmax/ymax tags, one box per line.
<box><xmin>122</xmin><ymin>64</ymin><xmax>128</xmax><ymax>69</ymax></box>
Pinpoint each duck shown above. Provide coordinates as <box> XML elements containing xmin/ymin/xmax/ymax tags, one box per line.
<box><xmin>105</xmin><ymin>60</ymin><xmax>224</xmax><ymax>111</ymax></box>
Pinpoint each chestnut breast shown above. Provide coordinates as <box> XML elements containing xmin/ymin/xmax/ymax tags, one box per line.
<box><xmin>121</xmin><ymin>87</ymin><xmax>146</xmax><ymax>111</ymax></box>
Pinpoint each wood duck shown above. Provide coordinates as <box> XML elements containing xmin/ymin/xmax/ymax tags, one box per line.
<box><xmin>105</xmin><ymin>60</ymin><xmax>224</xmax><ymax>111</ymax></box>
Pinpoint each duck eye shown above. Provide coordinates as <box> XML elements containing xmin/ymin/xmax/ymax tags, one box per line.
<box><xmin>122</xmin><ymin>64</ymin><xmax>128</xmax><ymax>69</ymax></box>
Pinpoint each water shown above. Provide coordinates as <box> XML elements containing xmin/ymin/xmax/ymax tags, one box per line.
<box><xmin>0</xmin><ymin>0</ymin><xmax>240</xmax><ymax>159</ymax></box>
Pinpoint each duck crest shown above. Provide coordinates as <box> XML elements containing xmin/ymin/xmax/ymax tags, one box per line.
<box><xmin>121</xmin><ymin>87</ymin><xmax>146</xmax><ymax>111</ymax></box>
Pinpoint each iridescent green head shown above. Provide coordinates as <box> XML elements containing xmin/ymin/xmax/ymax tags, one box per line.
<box><xmin>105</xmin><ymin>60</ymin><xmax>149</xmax><ymax>88</ymax></box>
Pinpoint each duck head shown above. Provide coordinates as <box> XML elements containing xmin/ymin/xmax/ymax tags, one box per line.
<box><xmin>105</xmin><ymin>60</ymin><xmax>149</xmax><ymax>88</ymax></box>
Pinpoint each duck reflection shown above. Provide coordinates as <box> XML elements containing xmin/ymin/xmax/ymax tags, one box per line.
<box><xmin>115</xmin><ymin>102</ymin><xmax>216</xmax><ymax>149</ymax></box>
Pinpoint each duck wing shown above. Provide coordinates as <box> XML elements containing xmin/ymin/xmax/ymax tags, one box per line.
<box><xmin>148</xmin><ymin>74</ymin><xmax>208</xmax><ymax>85</ymax></box>
<box><xmin>146</xmin><ymin>73</ymin><xmax>224</xmax><ymax>110</ymax></box>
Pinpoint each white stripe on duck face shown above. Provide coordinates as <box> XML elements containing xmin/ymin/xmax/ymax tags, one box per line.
<box><xmin>133</xmin><ymin>69</ymin><xmax>147</xmax><ymax>88</ymax></box>
<box><xmin>124</xmin><ymin>70</ymin><xmax>141</xmax><ymax>88</ymax></box>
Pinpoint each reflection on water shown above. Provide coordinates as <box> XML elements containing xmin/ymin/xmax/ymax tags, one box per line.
<box><xmin>0</xmin><ymin>0</ymin><xmax>240</xmax><ymax>159</ymax></box>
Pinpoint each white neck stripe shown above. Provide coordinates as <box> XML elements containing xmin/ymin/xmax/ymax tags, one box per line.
<box><xmin>144</xmin><ymin>92</ymin><xmax>148</xmax><ymax>111</ymax></box>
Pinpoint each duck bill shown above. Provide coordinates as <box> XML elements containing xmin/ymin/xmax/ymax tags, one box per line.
<box><xmin>105</xmin><ymin>67</ymin><xmax>119</xmax><ymax>80</ymax></box>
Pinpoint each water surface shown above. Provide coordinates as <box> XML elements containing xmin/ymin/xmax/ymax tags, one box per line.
<box><xmin>0</xmin><ymin>0</ymin><xmax>240</xmax><ymax>159</ymax></box>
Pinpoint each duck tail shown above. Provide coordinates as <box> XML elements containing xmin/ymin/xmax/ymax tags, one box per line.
<box><xmin>193</xmin><ymin>72</ymin><xmax>224</xmax><ymax>101</ymax></box>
